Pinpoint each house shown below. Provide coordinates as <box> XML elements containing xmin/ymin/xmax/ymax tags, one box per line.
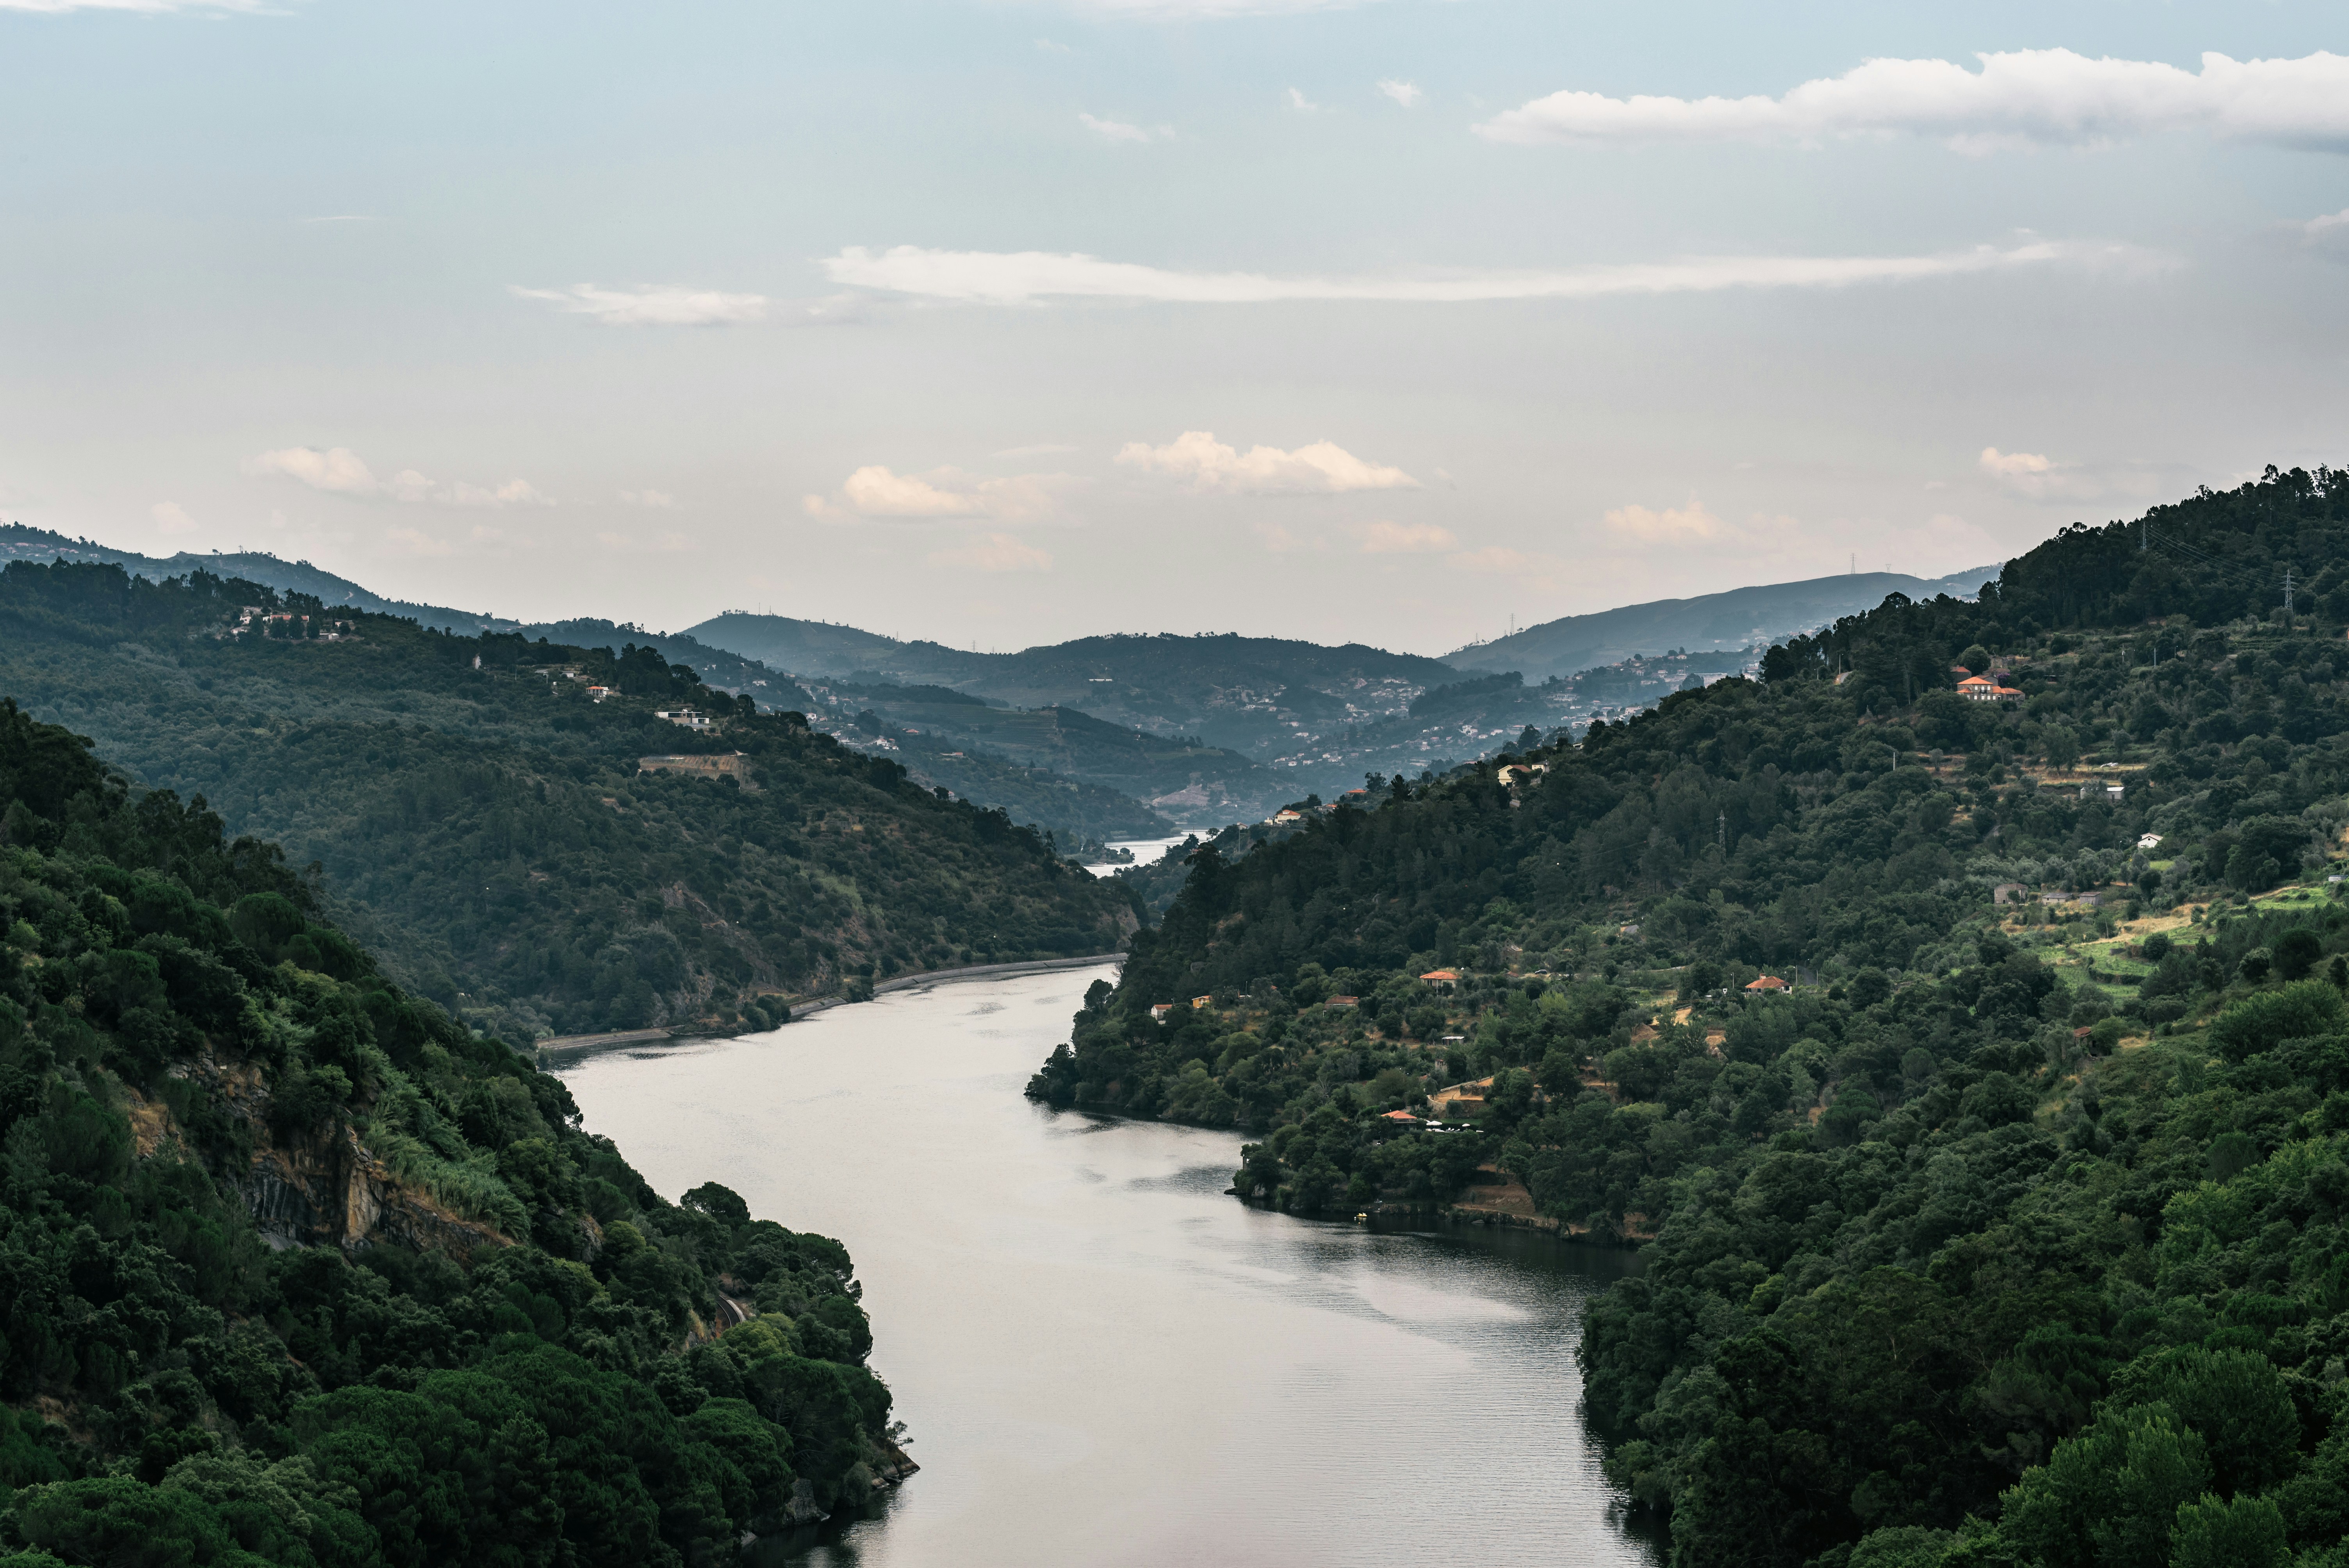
<box><xmin>1959</xmin><ymin>675</ymin><xmax>2025</xmax><ymax>704</ymax></box>
<box><xmin>2106</xmin><ymin>782</ymin><xmax>2125</xmax><ymax>803</ymax></box>
<box><xmin>1270</xmin><ymin>809</ymin><xmax>1305</xmax><ymax>825</ymax></box>
<box><xmin>1745</xmin><ymin>975</ymin><xmax>1789</xmax><ymax>993</ymax></box>
<box><xmin>1378</xmin><ymin>1110</ymin><xmax>1421</xmax><ymax>1126</ymax></box>
<box><xmin>2138</xmin><ymin>833</ymin><xmax>2163</xmax><ymax>850</ymax></box>
<box><xmin>1419</xmin><ymin>969</ymin><xmax>1460</xmax><ymax>990</ymax></box>
<box><xmin>654</xmin><ymin>708</ymin><xmax>714</xmax><ymax>731</ymax></box>
<box><xmin>1619</xmin><ymin>923</ymin><xmax>1641</xmax><ymax>937</ymax></box>
<box><xmin>1325</xmin><ymin>995</ymin><xmax>1359</xmax><ymax>1009</ymax></box>
<box><xmin>1993</xmin><ymin>882</ymin><xmax>2028</xmax><ymax>906</ymax></box>
<box><xmin>1150</xmin><ymin>1003</ymin><xmax>1175</xmax><ymax>1020</ymax></box>
<box><xmin>1191</xmin><ymin>995</ymin><xmax>1213</xmax><ymax>1010</ymax></box>
<box><xmin>586</xmin><ymin>686</ymin><xmax>613</xmax><ymax>702</ymax></box>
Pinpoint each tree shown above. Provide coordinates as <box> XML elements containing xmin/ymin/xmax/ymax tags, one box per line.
<box><xmin>1958</xmin><ymin>644</ymin><xmax>1992</xmax><ymax>675</ymax></box>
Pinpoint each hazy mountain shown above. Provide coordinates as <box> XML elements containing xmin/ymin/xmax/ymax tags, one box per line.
<box><xmin>512</xmin><ymin>616</ymin><xmax>818</xmax><ymax>708</ymax></box>
<box><xmin>803</xmin><ymin>678</ymin><xmax>1287</xmax><ymax>826</ymax></box>
<box><xmin>683</xmin><ymin>617</ymin><xmax>1465</xmax><ymax>761</ymax></box>
<box><xmin>0</xmin><ymin>521</ymin><xmax>519</xmax><ymax>635</ymax></box>
<box><xmin>1440</xmin><ymin>566</ymin><xmax>2003</xmax><ymax>684</ymax></box>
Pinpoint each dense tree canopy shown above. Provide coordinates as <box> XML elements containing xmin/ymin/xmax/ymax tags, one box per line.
<box><xmin>0</xmin><ymin>561</ymin><xmax>1134</xmax><ymax>1041</ymax></box>
<box><xmin>1035</xmin><ymin>466</ymin><xmax>2349</xmax><ymax>1567</ymax></box>
<box><xmin>0</xmin><ymin>700</ymin><xmax>904</xmax><ymax>1564</ymax></box>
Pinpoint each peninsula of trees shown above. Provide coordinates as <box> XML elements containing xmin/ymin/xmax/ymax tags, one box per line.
<box><xmin>1034</xmin><ymin>465</ymin><xmax>2349</xmax><ymax>1567</ymax></box>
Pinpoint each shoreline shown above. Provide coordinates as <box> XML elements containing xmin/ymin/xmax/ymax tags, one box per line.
<box><xmin>534</xmin><ymin>951</ymin><xmax>1125</xmax><ymax>1061</ymax></box>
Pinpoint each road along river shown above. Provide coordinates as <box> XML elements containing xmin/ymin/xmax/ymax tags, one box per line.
<box><xmin>550</xmin><ymin>963</ymin><xmax>1661</xmax><ymax>1568</ymax></box>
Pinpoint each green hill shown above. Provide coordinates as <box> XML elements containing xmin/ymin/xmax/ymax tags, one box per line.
<box><xmin>1030</xmin><ymin>465</ymin><xmax>2349</xmax><ymax>1568</ymax></box>
<box><xmin>0</xmin><ymin>561</ymin><xmax>1134</xmax><ymax>1043</ymax></box>
<box><xmin>806</xmin><ymin>681</ymin><xmax>1282</xmax><ymax>827</ymax></box>
<box><xmin>0</xmin><ymin>698</ymin><xmax>906</xmax><ymax>1562</ymax></box>
<box><xmin>1443</xmin><ymin>565</ymin><xmax>2002</xmax><ymax>684</ymax></box>
<box><xmin>684</xmin><ymin>617</ymin><xmax>1464</xmax><ymax>771</ymax></box>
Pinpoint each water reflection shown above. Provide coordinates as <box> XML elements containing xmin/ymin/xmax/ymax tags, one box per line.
<box><xmin>556</xmin><ymin>966</ymin><xmax>1661</xmax><ymax>1568</ymax></box>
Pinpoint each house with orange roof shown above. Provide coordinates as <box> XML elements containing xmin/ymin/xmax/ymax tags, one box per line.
<box><xmin>1745</xmin><ymin>975</ymin><xmax>1789</xmax><ymax>993</ymax></box>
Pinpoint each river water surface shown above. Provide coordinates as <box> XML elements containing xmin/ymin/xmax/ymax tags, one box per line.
<box><xmin>551</xmin><ymin>964</ymin><xmax>1659</xmax><ymax>1568</ymax></box>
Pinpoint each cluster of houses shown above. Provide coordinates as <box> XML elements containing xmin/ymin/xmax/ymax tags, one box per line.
<box><xmin>228</xmin><ymin>606</ymin><xmax>355</xmax><ymax>642</ymax></box>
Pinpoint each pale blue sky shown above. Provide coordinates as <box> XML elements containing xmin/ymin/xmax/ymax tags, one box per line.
<box><xmin>2</xmin><ymin>1</ymin><xmax>2345</xmax><ymax>651</ymax></box>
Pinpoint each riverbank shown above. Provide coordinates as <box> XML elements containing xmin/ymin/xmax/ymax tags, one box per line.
<box><xmin>534</xmin><ymin>951</ymin><xmax>1125</xmax><ymax>1059</ymax></box>
<box><xmin>551</xmin><ymin>962</ymin><xmax>1659</xmax><ymax>1568</ymax></box>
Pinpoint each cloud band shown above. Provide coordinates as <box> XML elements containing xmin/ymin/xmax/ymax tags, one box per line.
<box><xmin>820</xmin><ymin>240</ymin><xmax>2136</xmax><ymax>306</ymax></box>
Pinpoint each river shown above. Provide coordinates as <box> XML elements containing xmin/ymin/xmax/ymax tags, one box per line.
<box><xmin>549</xmin><ymin>963</ymin><xmax>1661</xmax><ymax>1568</ymax></box>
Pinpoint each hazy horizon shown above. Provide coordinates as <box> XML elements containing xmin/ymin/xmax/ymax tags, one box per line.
<box><xmin>4</xmin><ymin>0</ymin><xmax>2342</xmax><ymax>652</ymax></box>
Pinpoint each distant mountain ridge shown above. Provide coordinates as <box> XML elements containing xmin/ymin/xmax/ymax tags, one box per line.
<box><xmin>1442</xmin><ymin>566</ymin><xmax>2003</xmax><ymax>684</ymax></box>
<box><xmin>0</xmin><ymin>521</ymin><xmax>519</xmax><ymax>635</ymax></box>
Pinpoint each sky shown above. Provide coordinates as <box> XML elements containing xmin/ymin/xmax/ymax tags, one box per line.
<box><xmin>2</xmin><ymin>1</ymin><xmax>2346</xmax><ymax>655</ymax></box>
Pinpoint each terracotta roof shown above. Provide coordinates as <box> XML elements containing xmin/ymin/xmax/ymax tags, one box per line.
<box><xmin>1379</xmin><ymin>1110</ymin><xmax>1420</xmax><ymax>1123</ymax></box>
<box><xmin>1745</xmin><ymin>975</ymin><xmax>1788</xmax><ymax>991</ymax></box>
<box><xmin>1420</xmin><ymin>969</ymin><xmax>1460</xmax><ymax>982</ymax></box>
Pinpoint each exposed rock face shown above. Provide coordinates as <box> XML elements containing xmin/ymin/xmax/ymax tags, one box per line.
<box><xmin>161</xmin><ymin>1048</ymin><xmax>513</xmax><ymax>1258</ymax></box>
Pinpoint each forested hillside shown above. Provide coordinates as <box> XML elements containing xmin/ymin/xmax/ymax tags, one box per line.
<box><xmin>0</xmin><ymin>562</ymin><xmax>1133</xmax><ymax>1043</ymax></box>
<box><xmin>1032</xmin><ymin>465</ymin><xmax>2349</xmax><ymax>1566</ymax></box>
<box><xmin>0</xmin><ymin>700</ymin><xmax>905</xmax><ymax>1564</ymax></box>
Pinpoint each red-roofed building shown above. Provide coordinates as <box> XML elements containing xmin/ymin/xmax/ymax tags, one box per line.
<box><xmin>1419</xmin><ymin>969</ymin><xmax>1460</xmax><ymax>990</ymax></box>
<box><xmin>1745</xmin><ymin>975</ymin><xmax>1789</xmax><ymax>992</ymax></box>
<box><xmin>1379</xmin><ymin>1110</ymin><xmax>1420</xmax><ymax>1124</ymax></box>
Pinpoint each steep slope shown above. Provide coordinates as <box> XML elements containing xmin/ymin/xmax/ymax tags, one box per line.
<box><xmin>1442</xmin><ymin>565</ymin><xmax>2001</xmax><ymax>683</ymax></box>
<box><xmin>0</xmin><ymin>699</ymin><xmax>906</xmax><ymax>1562</ymax></box>
<box><xmin>0</xmin><ymin>562</ymin><xmax>1134</xmax><ymax>1043</ymax></box>
<box><xmin>1031</xmin><ymin>465</ymin><xmax>2349</xmax><ymax>1567</ymax></box>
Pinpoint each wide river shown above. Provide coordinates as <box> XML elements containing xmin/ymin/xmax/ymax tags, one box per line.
<box><xmin>551</xmin><ymin>963</ymin><xmax>1661</xmax><ymax>1568</ymax></box>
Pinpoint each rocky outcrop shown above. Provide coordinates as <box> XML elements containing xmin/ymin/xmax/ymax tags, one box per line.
<box><xmin>162</xmin><ymin>1048</ymin><xmax>513</xmax><ymax>1258</ymax></box>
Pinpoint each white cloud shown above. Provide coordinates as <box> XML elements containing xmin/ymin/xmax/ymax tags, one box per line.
<box><xmin>2306</xmin><ymin>208</ymin><xmax>2349</xmax><ymax>262</ymax></box>
<box><xmin>1080</xmin><ymin>112</ymin><xmax>1169</xmax><ymax>143</ymax></box>
<box><xmin>1978</xmin><ymin>447</ymin><xmax>2053</xmax><ymax>480</ymax></box>
<box><xmin>1286</xmin><ymin>87</ymin><xmax>1324</xmax><ymax>113</ymax></box>
<box><xmin>510</xmin><ymin>283</ymin><xmax>766</xmax><ymax>327</ymax></box>
<box><xmin>1604</xmin><ymin>499</ymin><xmax>1731</xmax><ymax>542</ymax></box>
<box><xmin>927</xmin><ymin>533</ymin><xmax>1053</xmax><ymax>572</ymax></box>
<box><xmin>1447</xmin><ymin>545</ymin><xmax>1568</xmax><ymax>584</ymax></box>
<box><xmin>1062</xmin><ymin>0</ymin><xmax>1366</xmax><ymax>14</ymax></box>
<box><xmin>827</xmin><ymin>466</ymin><xmax>978</xmax><ymax>518</ymax></box>
<box><xmin>805</xmin><ymin>465</ymin><xmax>1074</xmax><ymax>521</ymax></box>
<box><xmin>1475</xmin><ymin>48</ymin><xmax>2349</xmax><ymax>155</ymax></box>
<box><xmin>821</xmin><ymin>239</ymin><xmax>2142</xmax><ymax>306</ymax></box>
<box><xmin>1117</xmin><ymin>431</ymin><xmax>1417</xmax><ymax>494</ymax></box>
<box><xmin>151</xmin><ymin>502</ymin><xmax>198</xmax><ymax>535</ymax></box>
<box><xmin>243</xmin><ymin>446</ymin><xmax>552</xmax><ymax>508</ymax></box>
<box><xmin>618</xmin><ymin>488</ymin><xmax>680</xmax><ymax>509</ymax></box>
<box><xmin>1</xmin><ymin>0</ymin><xmax>262</xmax><ymax>9</ymax></box>
<box><xmin>1378</xmin><ymin>80</ymin><xmax>1424</xmax><ymax>109</ymax></box>
<box><xmin>244</xmin><ymin>445</ymin><xmax>380</xmax><ymax>495</ymax></box>
<box><xmin>1360</xmin><ymin>520</ymin><xmax>1456</xmax><ymax>553</ymax></box>
<box><xmin>1976</xmin><ymin>445</ymin><xmax>2171</xmax><ymax>504</ymax></box>
<box><xmin>1035</xmin><ymin>37</ymin><xmax>1071</xmax><ymax>54</ymax></box>
<box><xmin>384</xmin><ymin>527</ymin><xmax>455</xmax><ymax>558</ymax></box>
